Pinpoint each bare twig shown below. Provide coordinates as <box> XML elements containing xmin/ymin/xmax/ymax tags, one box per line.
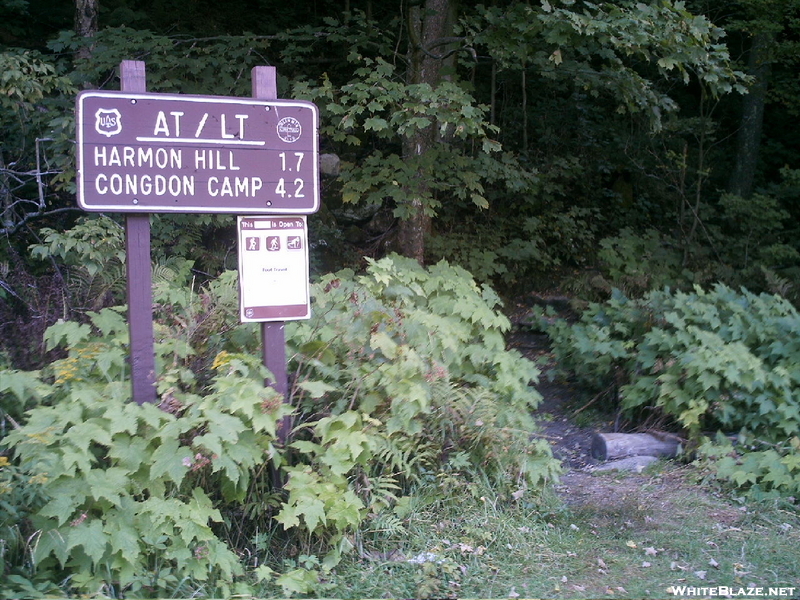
<box><xmin>572</xmin><ymin>385</ymin><xmax>615</xmax><ymax>417</ymax></box>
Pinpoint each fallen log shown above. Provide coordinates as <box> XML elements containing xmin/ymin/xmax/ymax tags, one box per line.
<box><xmin>591</xmin><ymin>432</ymin><xmax>681</xmax><ymax>461</ymax></box>
<box><xmin>593</xmin><ymin>455</ymin><xmax>659</xmax><ymax>472</ymax></box>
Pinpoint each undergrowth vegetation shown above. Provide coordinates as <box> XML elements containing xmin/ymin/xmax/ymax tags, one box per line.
<box><xmin>0</xmin><ymin>254</ymin><xmax>558</xmax><ymax>598</ymax></box>
<box><xmin>3</xmin><ymin>2</ymin><xmax>800</xmax><ymax>597</ymax></box>
<box><xmin>542</xmin><ymin>284</ymin><xmax>800</xmax><ymax>498</ymax></box>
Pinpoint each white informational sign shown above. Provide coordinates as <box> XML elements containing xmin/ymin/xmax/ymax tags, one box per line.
<box><xmin>237</xmin><ymin>216</ymin><xmax>311</xmax><ymax>322</ymax></box>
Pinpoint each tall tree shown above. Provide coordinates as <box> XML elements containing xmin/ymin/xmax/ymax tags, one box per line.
<box><xmin>727</xmin><ymin>30</ymin><xmax>771</xmax><ymax>199</ymax></box>
<box><xmin>398</xmin><ymin>0</ymin><xmax>459</xmax><ymax>263</ymax></box>
<box><xmin>723</xmin><ymin>0</ymin><xmax>799</xmax><ymax>198</ymax></box>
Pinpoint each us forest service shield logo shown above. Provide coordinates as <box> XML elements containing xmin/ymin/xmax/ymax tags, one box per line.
<box><xmin>95</xmin><ymin>108</ymin><xmax>122</xmax><ymax>137</ymax></box>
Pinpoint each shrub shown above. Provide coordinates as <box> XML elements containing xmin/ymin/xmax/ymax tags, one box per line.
<box><xmin>288</xmin><ymin>255</ymin><xmax>559</xmax><ymax>495</ymax></box>
<box><xmin>1</xmin><ymin>255</ymin><xmax>559</xmax><ymax>597</ymax></box>
<box><xmin>597</xmin><ymin>227</ymin><xmax>690</xmax><ymax>295</ymax></box>
<box><xmin>2</xmin><ymin>308</ymin><xmax>287</xmax><ymax>598</ymax></box>
<box><xmin>544</xmin><ymin>284</ymin><xmax>800</xmax><ymax>497</ymax></box>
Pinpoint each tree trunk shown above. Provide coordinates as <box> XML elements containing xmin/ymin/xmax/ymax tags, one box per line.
<box><xmin>74</xmin><ymin>0</ymin><xmax>99</xmax><ymax>62</ymax></box>
<box><xmin>396</xmin><ymin>0</ymin><xmax>457</xmax><ymax>263</ymax></box>
<box><xmin>728</xmin><ymin>31</ymin><xmax>772</xmax><ymax>199</ymax></box>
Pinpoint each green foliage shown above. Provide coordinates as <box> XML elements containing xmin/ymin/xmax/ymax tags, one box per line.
<box><xmin>0</xmin><ymin>451</ymin><xmax>56</xmax><ymax>598</ymax></box>
<box><xmin>544</xmin><ymin>284</ymin><xmax>800</xmax><ymax>495</ymax></box>
<box><xmin>468</xmin><ymin>0</ymin><xmax>747</xmax><ymax>131</ymax></box>
<box><xmin>276</xmin><ymin>10</ymin><xmax>396</xmax><ymax>73</ymax></box>
<box><xmin>597</xmin><ymin>228</ymin><xmax>691</xmax><ymax>295</ymax></box>
<box><xmin>293</xmin><ymin>255</ymin><xmax>528</xmax><ymax>409</ymax></box>
<box><xmin>0</xmin><ymin>255</ymin><xmax>558</xmax><ymax>597</ymax></box>
<box><xmin>0</xmin><ymin>48</ymin><xmax>77</xmax><ymax>235</ymax></box>
<box><xmin>699</xmin><ymin>434</ymin><xmax>800</xmax><ymax>499</ymax></box>
<box><xmin>718</xmin><ymin>196</ymin><xmax>799</xmax><ymax>266</ymax></box>
<box><xmin>1</xmin><ymin>305</ymin><xmax>291</xmax><ymax>597</ymax></box>
<box><xmin>149</xmin><ymin>213</ymin><xmax>238</xmax><ymax>276</ymax></box>
<box><xmin>28</xmin><ymin>214</ymin><xmax>235</xmax><ymax>317</ymax></box>
<box><xmin>0</xmin><ymin>285</ymin><xmax>272</xmax><ymax>596</ymax></box>
<box><xmin>431</xmin><ymin>204</ymin><xmax>602</xmax><ymax>286</ymax></box>
<box><xmin>281</xmin><ymin>254</ymin><xmax>559</xmax><ymax>577</ymax></box>
<box><xmin>49</xmin><ymin>27</ymin><xmax>272</xmax><ymax>97</ymax></box>
<box><xmin>288</xmin><ymin>255</ymin><xmax>558</xmax><ymax>494</ymax></box>
<box><xmin>714</xmin><ymin>170</ymin><xmax>800</xmax><ymax>273</ymax></box>
<box><xmin>425</xmin><ymin>238</ymin><xmax>509</xmax><ymax>282</ymax></box>
<box><xmin>0</xmin><ymin>49</ymin><xmax>74</xmax><ymax>113</ymax></box>
<box><xmin>31</xmin><ymin>216</ymin><xmax>126</xmax><ymax>279</ymax></box>
<box><xmin>0</xmin><ymin>367</ymin><xmax>48</xmax><ymax>422</ymax></box>
<box><xmin>293</xmin><ymin>55</ymin><xmax>511</xmax><ymax>221</ymax></box>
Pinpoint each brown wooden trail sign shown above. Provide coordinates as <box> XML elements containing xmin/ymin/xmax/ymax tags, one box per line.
<box><xmin>79</xmin><ymin>61</ymin><xmax>315</xmax><ymax>441</ymax></box>
<box><xmin>76</xmin><ymin>91</ymin><xmax>319</xmax><ymax>214</ymax></box>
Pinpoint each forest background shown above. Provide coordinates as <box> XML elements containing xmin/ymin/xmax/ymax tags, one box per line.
<box><xmin>1</xmin><ymin>0</ymin><xmax>799</xmax><ymax>598</ymax></box>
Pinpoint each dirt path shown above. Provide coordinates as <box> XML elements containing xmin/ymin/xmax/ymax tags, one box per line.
<box><xmin>507</xmin><ymin>326</ymin><xmax>599</xmax><ymax>471</ymax></box>
<box><xmin>507</xmin><ymin>320</ymin><xmax>745</xmax><ymax>519</ymax></box>
<box><xmin>494</xmin><ymin>313</ymin><xmax>800</xmax><ymax>598</ymax></box>
<box><xmin>507</xmin><ymin>319</ymin><xmax>695</xmax><ymax>511</ymax></box>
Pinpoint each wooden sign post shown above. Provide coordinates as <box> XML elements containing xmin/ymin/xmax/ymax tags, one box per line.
<box><xmin>120</xmin><ymin>60</ymin><xmax>157</xmax><ymax>405</ymax></box>
<box><xmin>252</xmin><ymin>66</ymin><xmax>291</xmax><ymax>443</ymax></box>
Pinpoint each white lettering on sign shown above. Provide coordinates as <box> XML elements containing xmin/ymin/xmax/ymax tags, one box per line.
<box><xmin>94</xmin><ymin>146</ymin><xmax>183</xmax><ymax>169</ymax></box>
<box><xmin>194</xmin><ymin>113</ymin><xmax>209</xmax><ymax>138</ymax></box>
<box><xmin>194</xmin><ymin>149</ymin><xmax>241</xmax><ymax>170</ymax></box>
<box><xmin>153</xmin><ymin>111</ymin><xmax>185</xmax><ymax>137</ymax></box>
<box><xmin>151</xmin><ymin>110</ymin><xmax>250</xmax><ymax>142</ymax></box>
<box><xmin>95</xmin><ymin>173</ymin><xmax>195</xmax><ymax>196</ymax></box>
<box><xmin>278</xmin><ymin>151</ymin><xmax>304</xmax><ymax>172</ymax></box>
<box><xmin>207</xmin><ymin>176</ymin><xmax>263</xmax><ymax>197</ymax></box>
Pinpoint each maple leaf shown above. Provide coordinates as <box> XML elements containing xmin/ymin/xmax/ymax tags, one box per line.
<box><xmin>66</xmin><ymin>519</ymin><xmax>107</xmax><ymax>563</ymax></box>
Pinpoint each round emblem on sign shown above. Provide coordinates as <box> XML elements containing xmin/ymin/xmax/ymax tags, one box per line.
<box><xmin>277</xmin><ymin>117</ymin><xmax>302</xmax><ymax>143</ymax></box>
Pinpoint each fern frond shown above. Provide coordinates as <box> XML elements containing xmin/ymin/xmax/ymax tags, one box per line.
<box><xmin>65</xmin><ymin>261</ymin><xmax>126</xmax><ymax>311</ymax></box>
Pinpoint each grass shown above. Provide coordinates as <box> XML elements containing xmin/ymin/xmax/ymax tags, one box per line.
<box><xmin>319</xmin><ymin>464</ymin><xmax>800</xmax><ymax>599</ymax></box>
